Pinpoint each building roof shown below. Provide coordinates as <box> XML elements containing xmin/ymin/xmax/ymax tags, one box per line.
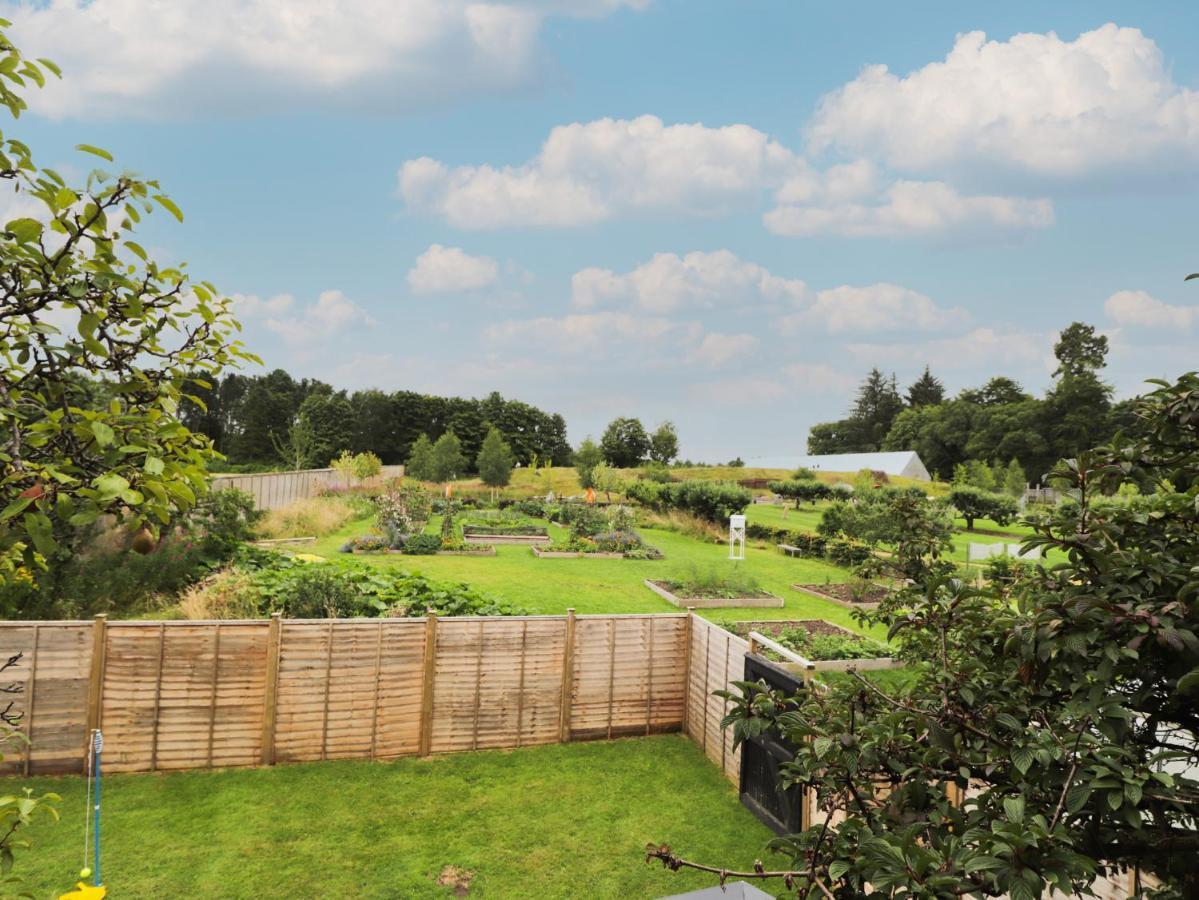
<box><xmin>745</xmin><ymin>451</ymin><xmax>931</xmax><ymax>481</ymax></box>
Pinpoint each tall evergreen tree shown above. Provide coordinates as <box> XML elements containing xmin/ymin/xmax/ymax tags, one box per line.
<box><xmin>294</xmin><ymin>392</ymin><xmax>352</xmax><ymax>469</ymax></box>
<box><xmin>476</xmin><ymin>427</ymin><xmax>515</xmax><ymax>488</ymax></box>
<box><xmin>905</xmin><ymin>366</ymin><xmax>944</xmax><ymax>408</ymax></box>
<box><xmin>851</xmin><ymin>369</ymin><xmax>905</xmax><ymax>451</ymax></box>
<box><xmin>406</xmin><ymin>434</ymin><xmax>435</xmax><ymax>481</ymax></box>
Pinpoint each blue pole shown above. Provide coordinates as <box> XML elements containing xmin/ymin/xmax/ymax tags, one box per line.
<box><xmin>92</xmin><ymin>731</ymin><xmax>102</xmax><ymax>887</ymax></box>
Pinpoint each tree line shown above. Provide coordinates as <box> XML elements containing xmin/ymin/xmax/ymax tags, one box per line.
<box><xmin>181</xmin><ymin>370</ymin><xmax>572</xmax><ymax>472</ymax></box>
<box><xmin>808</xmin><ymin>321</ymin><xmax>1130</xmax><ymax>480</ymax></box>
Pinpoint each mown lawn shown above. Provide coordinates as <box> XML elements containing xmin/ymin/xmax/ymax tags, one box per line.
<box><xmin>309</xmin><ymin>515</ymin><xmax>876</xmax><ymax>632</ymax></box>
<box><xmin>15</xmin><ymin>736</ymin><xmax>774</xmax><ymax>899</ymax></box>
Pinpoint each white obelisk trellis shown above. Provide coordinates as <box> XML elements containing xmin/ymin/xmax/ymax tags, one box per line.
<box><xmin>728</xmin><ymin>514</ymin><xmax>746</xmax><ymax>560</ymax></box>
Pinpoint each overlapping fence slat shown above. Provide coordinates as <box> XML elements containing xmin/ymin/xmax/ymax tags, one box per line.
<box><xmin>0</xmin><ymin>611</ymin><xmax>689</xmax><ymax>775</ymax></box>
<box><xmin>684</xmin><ymin>614</ymin><xmax>747</xmax><ymax>783</ymax></box>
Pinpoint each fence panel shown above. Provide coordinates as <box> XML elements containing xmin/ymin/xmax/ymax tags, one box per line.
<box><xmin>210</xmin><ymin>465</ymin><xmax>404</xmax><ymax>511</ymax></box>
<box><xmin>685</xmin><ymin>614</ymin><xmax>747</xmax><ymax>783</ymax></box>
<box><xmin>0</xmin><ymin>611</ymin><xmax>688</xmax><ymax>776</ymax></box>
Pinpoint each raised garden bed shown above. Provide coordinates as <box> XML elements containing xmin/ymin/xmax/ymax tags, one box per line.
<box><xmin>792</xmin><ymin>581</ymin><xmax>889</xmax><ymax>611</ymax></box>
<box><xmin>435</xmin><ymin>547</ymin><xmax>498</xmax><ymax>557</ymax></box>
<box><xmin>532</xmin><ymin>547</ymin><xmax>625</xmax><ymax>559</ymax></box>
<box><xmin>461</xmin><ymin>531</ymin><xmax>551</xmax><ymax>545</ymax></box>
<box><xmin>644</xmin><ymin>579</ymin><xmax>783</xmax><ymax>609</ymax></box>
<box><xmin>723</xmin><ymin>619</ymin><xmax>899</xmax><ymax>671</ymax></box>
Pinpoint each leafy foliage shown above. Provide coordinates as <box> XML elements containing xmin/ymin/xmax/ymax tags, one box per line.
<box><xmin>703</xmin><ymin>372</ymin><xmax>1199</xmax><ymax>897</ymax></box>
<box><xmin>405</xmin><ymin>434</ymin><xmax>435</xmax><ymax>481</ymax></box>
<box><xmin>429</xmin><ymin>431</ymin><xmax>466</xmax><ymax>482</ymax></box>
<box><xmin>0</xmin><ymin>26</ymin><xmax>257</xmax><ymax>582</ymax></box>
<box><xmin>947</xmin><ymin>485</ymin><xmax>1019</xmax><ymax>531</ymax></box>
<box><xmin>600</xmin><ymin>417</ymin><xmax>650</xmax><ymax>468</ymax></box>
<box><xmin>627</xmin><ymin>479</ymin><xmax>752</xmax><ymax>524</ymax></box>
<box><xmin>769</xmin><ymin>478</ymin><xmax>832</xmax><ymax>507</ymax></box>
<box><xmin>648</xmin><ymin>421</ymin><xmax>679</xmax><ymax>464</ymax></box>
<box><xmin>573</xmin><ymin>438</ymin><xmax>603</xmax><ymax>489</ymax></box>
<box><xmin>476</xmin><ymin>426</ymin><xmax>515</xmax><ymax>488</ymax></box>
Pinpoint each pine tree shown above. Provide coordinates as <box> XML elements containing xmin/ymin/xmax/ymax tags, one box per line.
<box><xmin>851</xmin><ymin>369</ymin><xmax>905</xmax><ymax>450</ymax></box>
<box><xmin>430</xmin><ymin>431</ymin><xmax>466</xmax><ymax>482</ymax></box>
<box><xmin>905</xmin><ymin>366</ymin><xmax>945</xmax><ymax>408</ymax></box>
<box><xmin>406</xmin><ymin>434</ymin><xmax>435</xmax><ymax>481</ymax></box>
<box><xmin>476</xmin><ymin>427</ymin><xmax>515</xmax><ymax>489</ymax></box>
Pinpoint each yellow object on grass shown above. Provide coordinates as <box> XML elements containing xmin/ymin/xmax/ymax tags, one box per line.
<box><xmin>293</xmin><ymin>552</ymin><xmax>326</xmax><ymax>563</ymax></box>
<box><xmin>58</xmin><ymin>882</ymin><xmax>106</xmax><ymax>899</ymax></box>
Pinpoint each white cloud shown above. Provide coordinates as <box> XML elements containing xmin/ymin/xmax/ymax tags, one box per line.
<box><xmin>846</xmin><ymin>327</ymin><xmax>1051</xmax><ymax>371</ymax></box>
<box><xmin>483</xmin><ymin>310</ymin><xmax>689</xmax><ymax>352</ymax></box>
<box><xmin>230</xmin><ymin>292</ymin><xmax>295</xmax><ymax>318</ymax></box>
<box><xmin>406</xmin><ymin>244</ymin><xmax>499</xmax><ymax>294</ymax></box>
<box><xmin>399</xmin><ymin>115</ymin><xmax>799</xmax><ymax>228</ymax></box>
<box><xmin>688</xmin><ymin>332</ymin><xmax>758</xmax><ymax>367</ymax></box>
<box><xmin>263</xmin><ymin>289</ymin><xmax>374</xmax><ymax>345</ymax></box>
<box><xmin>1104</xmin><ymin>289</ymin><xmax>1198</xmax><ymax>329</ymax></box>
<box><xmin>765</xmin><ymin>179</ymin><xmax>1053</xmax><ymax>238</ymax></box>
<box><xmin>808</xmin><ymin>24</ymin><xmax>1199</xmax><ymax>177</ymax></box>
<box><xmin>7</xmin><ymin>0</ymin><xmax>644</xmax><ymax>118</ymax></box>
<box><xmin>572</xmin><ymin>249</ymin><xmax>807</xmax><ymax>313</ymax></box>
<box><xmin>778</xmin><ymin>283</ymin><xmax>970</xmax><ymax>334</ymax></box>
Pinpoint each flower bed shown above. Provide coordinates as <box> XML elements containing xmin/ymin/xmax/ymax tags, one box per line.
<box><xmin>644</xmin><ymin>579</ymin><xmax>783</xmax><ymax>609</ymax></box>
<box><xmin>720</xmin><ymin>619</ymin><xmax>897</xmax><ymax>670</ymax></box>
<box><xmin>792</xmin><ymin>580</ymin><xmax>889</xmax><ymax>610</ymax></box>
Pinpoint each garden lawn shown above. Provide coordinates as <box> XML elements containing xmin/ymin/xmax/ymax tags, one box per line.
<box><xmin>15</xmin><ymin>736</ymin><xmax>774</xmax><ymax>899</ymax></box>
<box><xmin>311</xmin><ymin>515</ymin><xmax>872</xmax><ymax>632</ymax></box>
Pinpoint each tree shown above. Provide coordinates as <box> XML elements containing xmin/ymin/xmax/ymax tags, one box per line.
<box><xmin>1053</xmin><ymin>321</ymin><xmax>1109</xmax><ymax>378</ymax></box>
<box><xmin>0</xmin><ymin>28</ymin><xmax>256</xmax><ymax>583</ymax></box>
<box><xmin>905</xmin><ymin>366</ymin><xmax>945</xmax><ymax>407</ymax></box>
<box><xmin>294</xmin><ymin>392</ymin><xmax>352</xmax><ymax>469</ymax></box>
<box><xmin>405</xmin><ymin>434</ymin><xmax>435</xmax><ymax>481</ymax></box>
<box><xmin>1003</xmin><ymin>457</ymin><xmax>1027</xmax><ymax>498</ymax></box>
<box><xmin>959</xmin><ymin>376</ymin><xmax>1029</xmax><ymax>407</ymax></box>
<box><xmin>947</xmin><ymin>485</ymin><xmax>1018</xmax><ymax>530</ymax></box>
<box><xmin>476</xmin><ymin>427</ymin><xmax>515</xmax><ymax>489</ymax></box>
<box><xmin>590</xmin><ymin>462</ymin><xmax>625</xmax><ymax>503</ymax></box>
<box><xmin>851</xmin><ymin>369</ymin><xmax>905</xmax><ymax>450</ymax></box>
<box><xmin>656</xmin><ymin>372</ymin><xmax>1199</xmax><ymax>897</ymax></box>
<box><xmin>429</xmin><ymin>431</ymin><xmax>466</xmax><ymax>482</ymax></box>
<box><xmin>574</xmin><ymin>438</ymin><xmax>603</xmax><ymax>489</ymax></box>
<box><xmin>600</xmin><ymin>417</ymin><xmax>650</xmax><ymax>468</ymax></box>
<box><xmin>648</xmin><ymin>421</ymin><xmax>679</xmax><ymax>465</ymax></box>
<box><xmin>964</xmin><ymin>459</ymin><xmax>996</xmax><ymax>491</ymax></box>
<box><xmin>769</xmin><ymin>478</ymin><xmax>831</xmax><ymax>507</ymax></box>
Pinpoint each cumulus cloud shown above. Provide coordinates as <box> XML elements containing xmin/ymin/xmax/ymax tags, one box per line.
<box><xmin>846</xmin><ymin>327</ymin><xmax>1052</xmax><ymax>371</ymax></box>
<box><xmin>571</xmin><ymin>249</ymin><xmax>807</xmax><ymax>313</ymax></box>
<box><xmin>688</xmin><ymin>332</ymin><xmax>758</xmax><ymax>367</ymax></box>
<box><xmin>483</xmin><ymin>310</ymin><xmax>690</xmax><ymax>352</ymax></box>
<box><xmin>406</xmin><ymin>244</ymin><xmax>499</xmax><ymax>294</ymax></box>
<box><xmin>808</xmin><ymin>24</ymin><xmax>1199</xmax><ymax>177</ymax></box>
<box><xmin>765</xmin><ymin>178</ymin><xmax>1053</xmax><ymax>238</ymax></box>
<box><xmin>6</xmin><ymin>0</ymin><xmax>645</xmax><ymax>117</ymax></box>
<box><xmin>778</xmin><ymin>283</ymin><xmax>970</xmax><ymax>334</ymax></box>
<box><xmin>261</xmin><ymin>289</ymin><xmax>374</xmax><ymax>345</ymax></box>
<box><xmin>230</xmin><ymin>292</ymin><xmax>295</xmax><ymax>318</ymax></box>
<box><xmin>399</xmin><ymin>115</ymin><xmax>800</xmax><ymax>228</ymax></box>
<box><xmin>1104</xmin><ymin>289</ymin><xmax>1198</xmax><ymax>329</ymax></box>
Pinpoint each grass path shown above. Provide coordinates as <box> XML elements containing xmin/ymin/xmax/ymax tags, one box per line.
<box><xmin>15</xmin><ymin>736</ymin><xmax>774</xmax><ymax>899</ymax></box>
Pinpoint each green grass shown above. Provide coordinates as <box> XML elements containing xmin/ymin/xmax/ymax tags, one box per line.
<box><xmin>312</xmin><ymin>515</ymin><xmax>871</xmax><ymax>631</ymax></box>
<box><xmin>13</xmin><ymin>736</ymin><xmax>774</xmax><ymax>899</ymax></box>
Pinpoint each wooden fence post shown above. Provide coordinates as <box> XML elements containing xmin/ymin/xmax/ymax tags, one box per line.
<box><xmin>23</xmin><ymin>624</ymin><xmax>40</xmax><ymax>776</ymax></box>
<box><xmin>85</xmin><ymin>614</ymin><xmax>107</xmax><ymax>760</ymax></box>
<box><xmin>681</xmin><ymin>609</ymin><xmax>694</xmax><ymax>736</ymax></box>
<box><xmin>558</xmin><ymin>609</ymin><xmax>576</xmax><ymax>744</ymax></box>
<box><xmin>418</xmin><ymin>613</ymin><xmax>439</xmax><ymax>756</ymax></box>
<box><xmin>260</xmin><ymin>613</ymin><xmax>282</xmax><ymax>766</ymax></box>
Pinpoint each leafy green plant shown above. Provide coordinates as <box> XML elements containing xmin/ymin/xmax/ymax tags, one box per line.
<box><xmin>401</xmin><ymin>534</ymin><xmax>442</xmax><ymax>555</ymax></box>
<box><xmin>663</xmin><ymin>563</ymin><xmax>766</xmax><ymax>599</ymax></box>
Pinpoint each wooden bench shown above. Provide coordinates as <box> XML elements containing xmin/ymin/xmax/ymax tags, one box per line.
<box><xmin>777</xmin><ymin>543</ymin><xmax>804</xmax><ymax>557</ymax></box>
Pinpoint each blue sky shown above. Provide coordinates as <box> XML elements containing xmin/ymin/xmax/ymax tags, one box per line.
<box><xmin>7</xmin><ymin>1</ymin><xmax>1199</xmax><ymax>461</ymax></box>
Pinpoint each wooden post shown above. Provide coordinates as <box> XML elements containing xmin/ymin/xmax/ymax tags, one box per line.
<box><xmin>85</xmin><ymin>614</ymin><xmax>108</xmax><ymax>760</ymax></box>
<box><xmin>369</xmin><ymin>620</ymin><xmax>384</xmax><ymax>760</ymax></box>
<box><xmin>207</xmin><ymin>623</ymin><xmax>222</xmax><ymax>768</ymax></box>
<box><xmin>515</xmin><ymin>621</ymin><xmax>527</xmax><ymax>749</ymax></box>
<box><xmin>606</xmin><ymin>617</ymin><xmax>616</xmax><ymax>740</ymax></box>
<box><xmin>644</xmin><ymin>618</ymin><xmax>655</xmax><ymax>735</ymax></box>
<box><xmin>23</xmin><ymin>624</ymin><xmax>40</xmax><ymax>776</ymax></box>
<box><xmin>470</xmin><ymin>620</ymin><xmax>484</xmax><ymax>751</ymax></box>
<box><xmin>319</xmin><ymin>620</ymin><xmax>334</xmax><ymax>761</ymax></box>
<box><xmin>150</xmin><ymin>623</ymin><xmax>166</xmax><ymax>772</ymax></box>
<box><xmin>260</xmin><ymin>613</ymin><xmax>282</xmax><ymax>766</ymax></box>
<box><xmin>558</xmin><ymin>609</ymin><xmax>576</xmax><ymax>743</ymax></box>
<box><xmin>680</xmin><ymin>610</ymin><xmax>694</xmax><ymax>736</ymax></box>
<box><xmin>418</xmin><ymin>613</ymin><xmax>439</xmax><ymax>756</ymax></box>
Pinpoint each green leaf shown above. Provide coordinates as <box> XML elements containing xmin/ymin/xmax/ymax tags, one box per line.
<box><xmin>1177</xmin><ymin>666</ymin><xmax>1199</xmax><ymax>695</ymax></box>
<box><xmin>1011</xmin><ymin>746</ymin><xmax>1033</xmax><ymax>776</ymax></box>
<box><xmin>75</xmin><ymin>143</ymin><xmax>113</xmax><ymax>162</ymax></box>
<box><xmin>153</xmin><ymin>194</ymin><xmax>184</xmax><ymax>223</ymax></box>
<box><xmin>0</xmin><ymin>497</ymin><xmax>32</xmax><ymax>522</ymax></box>
<box><xmin>827</xmin><ymin>859</ymin><xmax>850</xmax><ymax>881</ymax></box>
<box><xmin>53</xmin><ymin>187</ymin><xmax>76</xmax><ymax>208</ymax></box>
<box><xmin>1002</xmin><ymin>796</ymin><xmax>1025</xmax><ymax>824</ymax></box>
<box><xmin>90</xmin><ymin>421</ymin><xmax>115</xmax><ymax>448</ymax></box>
<box><xmin>5</xmin><ymin>217</ymin><xmax>42</xmax><ymax>243</ymax></box>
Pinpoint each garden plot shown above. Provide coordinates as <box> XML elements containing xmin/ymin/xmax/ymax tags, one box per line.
<box><xmin>721</xmin><ymin>619</ymin><xmax>899</xmax><ymax>672</ymax></box>
<box><xmin>645</xmin><ymin>566</ymin><xmax>783</xmax><ymax>609</ymax></box>
<box><xmin>792</xmin><ymin>579</ymin><xmax>889</xmax><ymax>611</ymax></box>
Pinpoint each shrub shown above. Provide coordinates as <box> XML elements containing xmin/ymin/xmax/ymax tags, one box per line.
<box><xmin>338</xmin><ymin>535</ymin><xmax>389</xmax><ymax>554</ymax></box>
<box><xmin>376</xmin><ymin>484</ymin><xmax>432</xmax><ymax>545</ymax></box>
<box><xmin>776</xmin><ymin>628</ymin><xmax>891</xmax><ymax>661</ymax></box>
<box><xmin>513</xmin><ymin>498</ymin><xmax>546</xmax><ymax>518</ymax></box>
<box><xmin>401</xmin><ymin>534</ymin><xmax>442</xmax><ymax>555</ymax></box>
<box><xmin>275</xmin><ymin>567</ymin><xmax>362</xmax><ymax>618</ymax></box>
<box><xmin>658</xmin><ymin>480</ymin><xmax>751</xmax><ymax>523</ymax></box>
<box><xmin>624</xmin><ymin>479</ymin><xmax>666</xmax><ymax>508</ymax></box>
<box><xmin>768</xmin><ymin>478</ymin><xmax>832</xmax><ymax>507</ymax></box>
<box><xmin>640</xmin><ymin>462</ymin><xmax>675</xmax><ymax>483</ymax></box>
<box><xmin>259</xmin><ymin>496</ymin><xmax>354</xmax><ymax>540</ymax></box>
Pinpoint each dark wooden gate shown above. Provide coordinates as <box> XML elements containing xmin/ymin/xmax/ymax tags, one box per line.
<box><xmin>737</xmin><ymin>653</ymin><xmax>807</xmax><ymax>835</ymax></box>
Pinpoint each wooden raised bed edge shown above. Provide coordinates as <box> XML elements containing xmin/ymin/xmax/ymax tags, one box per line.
<box><xmin>644</xmin><ymin>579</ymin><xmax>784</xmax><ymax>609</ymax></box>
<box><xmin>735</xmin><ymin>619</ymin><xmax>900</xmax><ymax>672</ymax></box>
<box><xmin>532</xmin><ymin>547</ymin><xmax>625</xmax><ymax>559</ymax></box>
<box><xmin>462</xmin><ymin>532</ymin><xmax>550</xmax><ymax>545</ymax></box>
<box><xmin>791</xmin><ymin>583</ymin><xmax>882</xmax><ymax>611</ymax></box>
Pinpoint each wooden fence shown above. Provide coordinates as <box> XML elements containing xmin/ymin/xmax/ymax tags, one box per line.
<box><xmin>0</xmin><ymin>611</ymin><xmax>687</xmax><ymax>775</ymax></box>
<box><xmin>210</xmin><ymin>464</ymin><xmax>404</xmax><ymax>511</ymax></box>
<box><xmin>684</xmin><ymin>615</ymin><xmax>747</xmax><ymax>784</ymax></box>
